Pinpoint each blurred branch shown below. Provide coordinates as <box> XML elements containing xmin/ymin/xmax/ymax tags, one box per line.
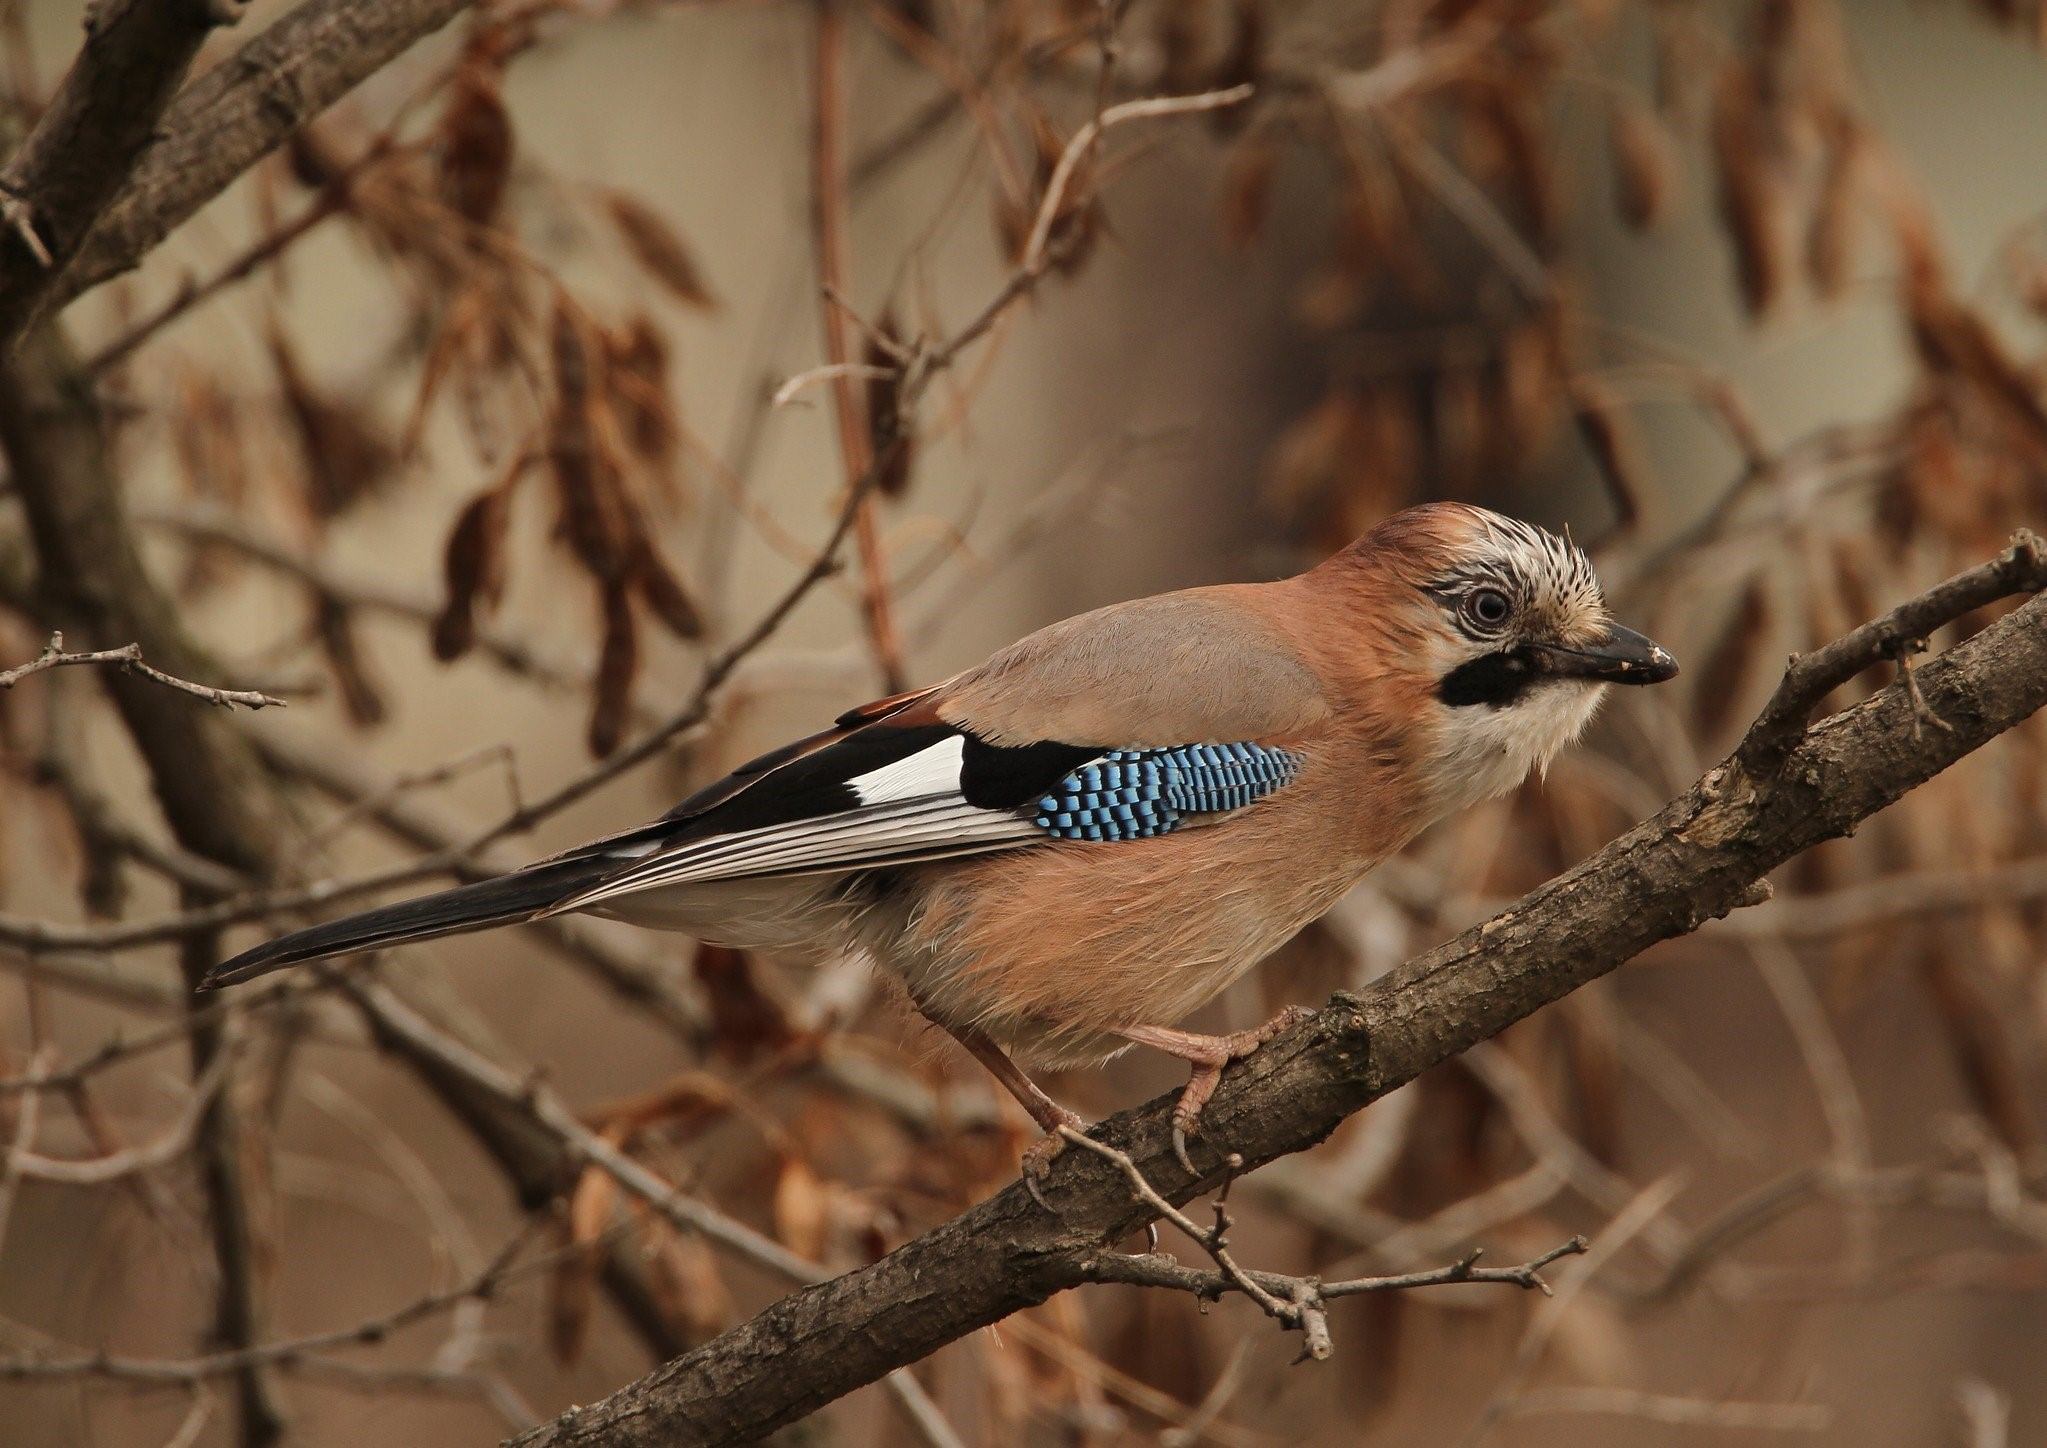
<box><xmin>512</xmin><ymin>538</ymin><xmax>2047</xmax><ymax>1447</ymax></box>
<box><xmin>335</xmin><ymin>972</ymin><xmax>965</xmax><ymax>1448</ymax></box>
<box><xmin>811</xmin><ymin>0</ymin><xmax>907</xmax><ymax>692</ymax></box>
<box><xmin>0</xmin><ymin>0</ymin><xmax>249</xmax><ymax>350</ymax></box>
<box><xmin>0</xmin><ymin>321</ymin><xmax>288</xmax><ymax>1443</ymax></box>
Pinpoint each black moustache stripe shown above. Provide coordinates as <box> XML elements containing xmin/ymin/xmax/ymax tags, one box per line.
<box><xmin>1438</xmin><ymin>648</ymin><xmax>1542</xmax><ymax>709</ymax></box>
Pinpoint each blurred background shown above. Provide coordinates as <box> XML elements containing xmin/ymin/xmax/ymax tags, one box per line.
<box><xmin>2</xmin><ymin>0</ymin><xmax>2047</xmax><ymax>1442</ymax></box>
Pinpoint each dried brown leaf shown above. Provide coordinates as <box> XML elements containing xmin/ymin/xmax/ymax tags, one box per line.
<box><xmin>773</xmin><ymin>1156</ymin><xmax>829</xmax><ymax>1262</ymax></box>
<box><xmin>1806</xmin><ymin>109</ymin><xmax>1865</xmax><ymax>300</ymax></box>
<box><xmin>1500</xmin><ymin>320</ymin><xmax>1563</xmax><ymax>456</ymax></box>
<box><xmin>645</xmin><ymin>1225</ymin><xmax>734</xmax><ymax>1347</ymax></box>
<box><xmin>1608</xmin><ymin>92</ymin><xmax>1678</xmax><ymax>231</ymax></box>
<box><xmin>551</xmin><ymin>1146</ymin><xmax>622</xmax><ymax>1365</ymax></box>
<box><xmin>1569</xmin><ymin>378</ymin><xmax>1648</xmax><ymax>530</ymax></box>
<box><xmin>1898</xmin><ymin>211</ymin><xmax>2047</xmax><ymax>466</ymax></box>
<box><xmin>604</xmin><ymin>316</ymin><xmax>678</xmax><ymax>473</ymax></box>
<box><xmin>315</xmin><ymin>596</ymin><xmax>387</xmax><ymax>726</ymax></box>
<box><xmin>1475</xmin><ymin>82</ymin><xmax>1560</xmax><ymax>244</ymax></box>
<box><xmin>550</xmin><ymin>299</ymin><xmax>633</xmax><ymax>582</ymax></box>
<box><xmin>270</xmin><ymin>325</ymin><xmax>396</xmax><ymax>519</ymax></box>
<box><xmin>1693</xmin><ymin>578</ymin><xmax>1770</xmax><ymax>739</ymax></box>
<box><xmin>588</xmin><ymin>579</ymin><xmax>639</xmax><ymax>758</ymax></box>
<box><xmin>864</xmin><ymin>312</ymin><xmax>912</xmax><ymax>497</ymax></box>
<box><xmin>437</xmin><ymin>59</ymin><xmax>513</xmax><ymax>227</ymax></box>
<box><xmin>694</xmin><ymin>943</ymin><xmax>793</xmax><ymax>1062</ymax></box>
<box><xmin>1219</xmin><ymin>136</ymin><xmax>1277</xmax><ymax>250</ymax></box>
<box><xmin>432</xmin><ymin>479</ymin><xmax>516</xmax><ymax>661</ymax></box>
<box><xmin>604</xmin><ymin>191</ymin><xmax>715</xmax><ymax>308</ymax></box>
<box><xmin>631</xmin><ymin>534</ymin><xmax>704</xmax><ymax>641</ymax></box>
<box><xmin>1711</xmin><ymin>63</ymin><xmax>1791</xmax><ymax>317</ymax></box>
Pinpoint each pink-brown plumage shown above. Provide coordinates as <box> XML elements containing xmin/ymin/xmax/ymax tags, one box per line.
<box><xmin>205</xmin><ymin>502</ymin><xmax>1677</xmax><ymax>1167</ymax></box>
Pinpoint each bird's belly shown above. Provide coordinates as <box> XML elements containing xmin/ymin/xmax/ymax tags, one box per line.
<box><xmin>591</xmin><ymin>873</ymin><xmax>857</xmax><ymax>963</ymax></box>
<box><xmin>875</xmin><ymin>828</ymin><xmax>1371</xmax><ymax>1069</ymax></box>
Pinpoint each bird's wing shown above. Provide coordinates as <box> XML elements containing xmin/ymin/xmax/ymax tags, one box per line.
<box><xmin>543</xmin><ymin>592</ymin><xmax>1328</xmax><ymax>915</ymax></box>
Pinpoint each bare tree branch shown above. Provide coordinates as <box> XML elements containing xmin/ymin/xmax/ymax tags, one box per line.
<box><xmin>510</xmin><ymin>538</ymin><xmax>2047</xmax><ymax>1447</ymax></box>
<box><xmin>0</xmin><ymin>630</ymin><xmax>285</xmax><ymax>707</ymax></box>
<box><xmin>0</xmin><ymin>0</ymin><xmax>249</xmax><ymax>349</ymax></box>
<box><xmin>53</xmin><ymin>0</ymin><xmax>480</xmax><ymax>309</ymax></box>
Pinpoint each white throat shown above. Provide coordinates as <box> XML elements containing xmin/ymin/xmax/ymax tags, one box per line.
<box><xmin>1423</xmin><ymin>682</ymin><xmax>1607</xmax><ymax>816</ymax></box>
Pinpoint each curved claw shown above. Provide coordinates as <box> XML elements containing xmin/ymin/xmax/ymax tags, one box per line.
<box><xmin>1025</xmin><ymin>1171</ymin><xmax>1055</xmax><ymax>1213</ymax></box>
<box><xmin>1171</xmin><ymin>1123</ymin><xmax>1196</xmax><ymax>1176</ymax></box>
<box><xmin>1019</xmin><ymin>1111</ymin><xmax>1088</xmax><ymax>1212</ymax></box>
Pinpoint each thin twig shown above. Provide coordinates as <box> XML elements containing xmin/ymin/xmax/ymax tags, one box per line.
<box><xmin>0</xmin><ymin>632</ymin><xmax>285</xmax><ymax>708</ymax></box>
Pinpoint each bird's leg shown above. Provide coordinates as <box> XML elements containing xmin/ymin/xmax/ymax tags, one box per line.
<box><xmin>1116</xmin><ymin>1006</ymin><xmax>1314</xmax><ymax>1173</ymax></box>
<box><xmin>940</xmin><ymin>1022</ymin><xmax>1087</xmax><ymax>1194</ymax></box>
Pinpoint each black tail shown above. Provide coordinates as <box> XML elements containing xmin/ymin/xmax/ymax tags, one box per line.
<box><xmin>201</xmin><ymin>856</ymin><xmax>615</xmax><ymax>990</ymax></box>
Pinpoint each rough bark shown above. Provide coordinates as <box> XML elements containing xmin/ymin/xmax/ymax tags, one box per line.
<box><xmin>511</xmin><ymin>562</ymin><xmax>2047</xmax><ymax>1448</ymax></box>
<box><xmin>55</xmin><ymin>0</ymin><xmax>479</xmax><ymax>307</ymax></box>
<box><xmin>0</xmin><ymin>0</ymin><xmax>234</xmax><ymax>348</ymax></box>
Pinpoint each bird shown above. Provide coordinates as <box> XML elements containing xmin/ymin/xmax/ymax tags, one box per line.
<box><xmin>203</xmin><ymin>502</ymin><xmax>1677</xmax><ymax>1174</ymax></box>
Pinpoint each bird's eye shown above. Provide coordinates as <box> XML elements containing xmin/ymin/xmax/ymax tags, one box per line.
<box><xmin>1463</xmin><ymin>587</ymin><xmax>1512</xmax><ymax>630</ymax></box>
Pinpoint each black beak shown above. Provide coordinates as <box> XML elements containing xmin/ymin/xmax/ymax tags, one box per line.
<box><xmin>1532</xmin><ymin>623</ymin><xmax>1679</xmax><ymax>686</ymax></box>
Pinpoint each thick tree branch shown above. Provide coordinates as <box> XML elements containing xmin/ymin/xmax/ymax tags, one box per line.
<box><xmin>53</xmin><ymin>0</ymin><xmax>479</xmax><ymax>308</ymax></box>
<box><xmin>512</xmin><ymin>538</ymin><xmax>2047</xmax><ymax>1447</ymax></box>
<box><xmin>0</xmin><ymin>0</ymin><xmax>246</xmax><ymax>349</ymax></box>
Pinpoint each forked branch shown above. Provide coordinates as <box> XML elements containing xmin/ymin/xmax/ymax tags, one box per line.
<box><xmin>513</xmin><ymin>537</ymin><xmax>2047</xmax><ymax>1447</ymax></box>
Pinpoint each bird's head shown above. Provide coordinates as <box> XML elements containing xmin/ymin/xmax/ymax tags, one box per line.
<box><xmin>1332</xmin><ymin>503</ymin><xmax>1678</xmax><ymax>808</ymax></box>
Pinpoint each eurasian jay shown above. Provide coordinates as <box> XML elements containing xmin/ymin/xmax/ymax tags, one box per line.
<box><xmin>205</xmin><ymin>502</ymin><xmax>1677</xmax><ymax>1171</ymax></box>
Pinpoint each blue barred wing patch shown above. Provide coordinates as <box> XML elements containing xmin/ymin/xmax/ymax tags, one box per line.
<box><xmin>1031</xmin><ymin>743</ymin><xmax>1303</xmax><ymax>842</ymax></box>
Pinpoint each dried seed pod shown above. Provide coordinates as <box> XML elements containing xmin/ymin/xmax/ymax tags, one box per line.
<box><xmin>1218</xmin><ymin>135</ymin><xmax>1278</xmax><ymax>250</ymax></box>
<box><xmin>772</xmin><ymin>1157</ymin><xmax>829</xmax><ymax>1262</ymax></box>
<box><xmin>1608</xmin><ymin>91</ymin><xmax>1678</xmax><ymax>231</ymax></box>
<box><xmin>270</xmin><ymin>324</ymin><xmax>396</xmax><ymax>519</ymax></box>
<box><xmin>1693</xmin><ymin>578</ymin><xmax>1770</xmax><ymax>739</ymax></box>
<box><xmin>605</xmin><ymin>316</ymin><xmax>678</xmax><ymax>472</ymax></box>
<box><xmin>1806</xmin><ymin>108</ymin><xmax>1865</xmax><ymax>300</ymax></box>
<box><xmin>864</xmin><ymin>311</ymin><xmax>912</xmax><ymax>497</ymax></box>
<box><xmin>588</xmin><ymin>579</ymin><xmax>639</xmax><ymax>758</ymax></box>
<box><xmin>551</xmin><ymin>1145</ymin><xmax>621</xmax><ymax>1365</ymax></box>
<box><xmin>630</xmin><ymin>534</ymin><xmax>704</xmax><ymax>640</ymax></box>
<box><xmin>1569</xmin><ymin>378</ymin><xmax>1648</xmax><ymax>531</ymax></box>
<box><xmin>437</xmin><ymin>52</ymin><xmax>513</xmax><ymax>227</ymax></box>
<box><xmin>1011</xmin><ymin>112</ymin><xmax>1100</xmax><ymax>273</ymax></box>
<box><xmin>285</xmin><ymin>126</ymin><xmax>351</xmax><ymax>193</ymax></box>
<box><xmin>694</xmin><ymin>943</ymin><xmax>793</xmax><ymax>1061</ymax></box>
<box><xmin>1475</xmin><ymin>81</ymin><xmax>1561</xmax><ymax>245</ymax></box>
<box><xmin>1499</xmin><ymin>320</ymin><xmax>1563</xmax><ymax>457</ymax></box>
<box><xmin>1711</xmin><ymin>62</ymin><xmax>1792</xmax><ymax>317</ymax></box>
<box><xmin>315</xmin><ymin>596</ymin><xmax>387</xmax><ymax>726</ymax></box>
<box><xmin>549</xmin><ymin>298</ymin><xmax>632</xmax><ymax>582</ymax></box>
<box><xmin>1899</xmin><ymin>212</ymin><xmax>2047</xmax><ymax>466</ymax></box>
<box><xmin>1264</xmin><ymin>389</ymin><xmax>1356</xmax><ymax>520</ymax></box>
<box><xmin>604</xmin><ymin>191</ymin><xmax>716</xmax><ymax>308</ymax></box>
<box><xmin>432</xmin><ymin>481</ymin><xmax>514</xmax><ymax>661</ymax></box>
<box><xmin>645</xmin><ymin>1224</ymin><xmax>733</xmax><ymax>1347</ymax></box>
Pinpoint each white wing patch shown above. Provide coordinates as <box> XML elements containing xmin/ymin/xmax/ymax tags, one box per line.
<box><xmin>843</xmin><ymin>732</ymin><xmax>968</xmax><ymax>805</ymax></box>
